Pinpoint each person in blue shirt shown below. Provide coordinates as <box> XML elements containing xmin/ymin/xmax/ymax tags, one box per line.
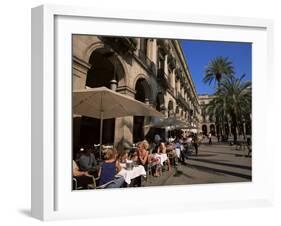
<box><xmin>98</xmin><ymin>148</ymin><xmax>125</xmax><ymax>188</ymax></box>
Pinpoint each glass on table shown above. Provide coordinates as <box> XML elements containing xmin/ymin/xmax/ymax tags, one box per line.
<box><xmin>126</xmin><ymin>160</ymin><xmax>133</xmax><ymax>170</ymax></box>
<box><xmin>133</xmin><ymin>160</ymin><xmax>138</xmax><ymax>167</ymax></box>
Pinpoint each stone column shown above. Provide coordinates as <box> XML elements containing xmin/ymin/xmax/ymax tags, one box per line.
<box><xmin>114</xmin><ymin>87</ymin><xmax>136</xmax><ymax>147</ymax></box>
<box><xmin>176</xmin><ymin>80</ymin><xmax>180</xmax><ymax>96</ymax></box>
<box><xmin>146</xmin><ymin>39</ymin><xmax>152</xmax><ymax>61</ymax></box>
<box><xmin>164</xmin><ymin>54</ymin><xmax>168</xmax><ymax>75</ymax></box>
<box><xmin>114</xmin><ymin>116</ymin><xmax>134</xmax><ymax>149</ymax></box>
<box><xmin>73</xmin><ymin>56</ymin><xmax>91</xmax><ymax>89</ymax></box>
<box><xmin>171</xmin><ymin>69</ymin><xmax>176</xmax><ymax>93</ymax></box>
<box><xmin>146</xmin><ymin>39</ymin><xmax>158</xmax><ymax>74</ymax></box>
<box><xmin>72</xmin><ymin>57</ymin><xmax>91</xmax><ymax>152</ymax></box>
<box><xmin>181</xmin><ymin>85</ymin><xmax>184</xmax><ymax>97</ymax></box>
<box><xmin>151</xmin><ymin>39</ymin><xmax>158</xmax><ymax>65</ymax></box>
<box><xmin>136</xmin><ymin>37</ymin><xmax>141</xmax><ymax>55</ymax></box>
<box><xmin>147</xmin><ymin>39</ymin><xmax>158</xmax><ymax>64</ymax></box>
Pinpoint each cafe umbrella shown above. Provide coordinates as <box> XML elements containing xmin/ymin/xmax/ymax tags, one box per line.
<box><xmin>144</xmin><ymin>116</ymin><xmax>189</xmax><ymax>138</ymax></box>
<box><xmin>144</xmin><ymin>116</ymin><xmax>188</xmax><ymax>129</ymax></box>
<box><xmin>73</xmin><ymin>86</ymin><xmax>164</xmax><ymax>159</ymax></box>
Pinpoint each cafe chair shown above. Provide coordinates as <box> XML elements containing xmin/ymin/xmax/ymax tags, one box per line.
<box><xmin>96</xmin><ymin>180</ymin><xmax>115</xmax><ymax>189</ymax></box>
<box><xmin>96</xmin><ymin>175</ymin><xmax>125</xmax><ymax>189</ymax></box>
<box><xmin>145</xmin><ymin>163</ymin><xmax>153</xmax><ymax>182</ymax></box>
<box><xmin>72</xmin><ymin>177</ymin><xmax>81</xmax><ymax>190</ymax></box>
<box><xmin>72</xmin><ymin>175</ymin><xmax>100</xmax><ymax>190</ymax></box>
<box><xmin>87</xmin><ymin>175</ymin><xmax>100</xmax><ymax>189</ymax></box>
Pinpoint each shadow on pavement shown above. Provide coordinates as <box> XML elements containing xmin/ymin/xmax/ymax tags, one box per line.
<box><xmin>173</xmin><ymin>168</ymin><xmax>194</xmax><ymax>179</ymax></box>
<box><xmin>188</xmin><ymin>157</ymin><xmax>252</xmax><ymax>170</ymax></box>
<box><xmin>199</xmin><ymin>150</ymin><xmax>239</xmax><ymax>156</ymax></box>
<box><xmin>189</xmin><ymin>154</ymin><xmax>217</xmax><ymax>157</ymax></box>
<box><xmin>185</xmin><ymin>162</ymin><xmax>252</xmax><ymax>180</ymax></box>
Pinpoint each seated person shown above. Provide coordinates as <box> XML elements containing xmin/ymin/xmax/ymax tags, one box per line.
<box><xmin>72</xmin><ymin>160</ymin><xmax>94</xmax><ymax>189</ymax></box>
<box><xmin>166</xmin><ymin>142</ymin><xmax>179</xmax><ymax>166</ymax></box>
<box><xmin>142</xmin><ymin>139</ymin><xmax>150</xmax><ymax>152</ymax></box>
<box><xmin>77</xmin><ymin>145</ymin><xmax>99</xmax><ymax>177</ymax></box>
<box><xmin>118</xmin><ymin>151</ymin><xmax>129</xmax><ymax>164</ymax></box>
<box><xmin>136</xmin><ymin>141</ymin><xmax>150</xmax><ymax>168</ymax></box>
<box><xmin>98</xmin><ymin>148</ymin><xmax>125</xmax><ymax>188</ymax></box>
<box><xmin>157</xmin><ymin>142</ymin><xmax>171</xmax><ymax>171</ymax></box>
<box><xmin>157</xmin><ymin>142</ymin><xmax>165</xmax><ymax>154</ymax></box>
<box><xmin>131</xmin><ymin>141</ymin><xmax>151</xmax><ymax>185</ymax></box>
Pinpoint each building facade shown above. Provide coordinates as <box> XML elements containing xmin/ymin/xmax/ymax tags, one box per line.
<box><xmin>198</xmin><ymin>94</ymin><xmax>217</xmax><ymax>136</ymax></box>
<box><xmin>72</xmin><ymin>35</ymin><xmax>200</xmax><ymax>151</ymax></box>
<box><xmin>198</xmin><ymin>94</ymin><xmax>251</xmax><ymax>138</ymax></box>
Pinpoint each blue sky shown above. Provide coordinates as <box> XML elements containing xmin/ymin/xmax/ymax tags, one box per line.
<box><xmin>180</xmin><ymin>40</ymin><xmax>252</xmax><ymax>95</ymax></box>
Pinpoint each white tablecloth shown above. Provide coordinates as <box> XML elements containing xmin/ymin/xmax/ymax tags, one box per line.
<box><xmin>152</xmin><ymin>153</ymin><xmax>168</xmax><ymax>165</ymax></box>
<box><xmin>174</xmin><ymin>148</ymin><xmax>181</xmax><ymax>158</ymax></box>
<box><xmin>117</xmin><ymin>165</ymin><xmax>146</xmax><ymax>184</ymax></box>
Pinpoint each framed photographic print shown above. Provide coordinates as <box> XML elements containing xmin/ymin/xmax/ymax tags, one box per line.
<box><xmin>31</xmin><ymin>4</ymin><xmax>274</xmax><ymax>221</ymax></box>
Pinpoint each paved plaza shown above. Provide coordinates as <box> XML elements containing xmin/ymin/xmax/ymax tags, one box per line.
<box><xmin>143</xmin><ymin>139</ymin><xmax>252</xmax><ymax>187</ymax></box>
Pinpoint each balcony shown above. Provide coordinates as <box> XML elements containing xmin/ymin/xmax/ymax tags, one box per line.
<box><xmin>139</xmin><ymin>51</ymin><xmax>156</xmax><ymax>74</ymax></box>
<box><xmin>157</xmin><ymin>68</ymin><xmax>171</xmax><ymax>90</ymax></box>
<box><xmin>102</xmin><ymin>37</ymin><xmax>137</xmax><ymax>54</ymax></box>
<box><xmin>158</xmin><ymin>39</ymin><xmax>170</xmax><ymax>54</ymax></box>
<box><xmin>176</xmin><ymin>93</ymin><xmax>190</xmax><ymax>110</ymax></box>
<box><xmin>168</xmin><ymin>54</ymin><xmax>176</xmax><ymax>69</ymax></box>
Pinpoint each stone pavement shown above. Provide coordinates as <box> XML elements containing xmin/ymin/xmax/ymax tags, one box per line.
<box><xmin>142</xmin><ymin>141</ymin><xmax>252</xmax><ymax>187</ymax></box>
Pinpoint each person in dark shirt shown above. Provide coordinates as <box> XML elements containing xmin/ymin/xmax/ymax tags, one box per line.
<box><xmin>78</xmin><ymin>146</ymin><xmax>99</xmax><ymax>177</ymax></box>
<box><xmin>72</xmin><ymin>160</ymin><xmax>94</xmax><ymax>189</ymax></box>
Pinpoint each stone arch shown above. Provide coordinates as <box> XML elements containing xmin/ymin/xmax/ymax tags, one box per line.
<box><xmin>79</xmin><ymin>45</ymin><xmax>130</xmax><ymax>146</ymax></box>
<box><xmin>202</xmin><ymin>124</ymin><xmax>208</xmax><ymax>135</ymax></box>
<box><xmin>133</xmin><ymin>77</ymin><xmax>152</xmax><ymax>142</ymax></box>
<box><xmin>167</xmin><ymin>100</ymin><xmax>174</xmax><ymax>117</ymax></box>
<box><xmin>84</xmin><ymin>41</ymin><xmax>128</xmax><ymax>87</ymax></box>
<box><xmin>156</xmin><ymin>92</ymin><xmax>165</xmax><ymax>113</ymax></box>
<box><xmin>132</xmin><ymin>74</ymin><xmax>152</xmax><ymax>103</ymax></box>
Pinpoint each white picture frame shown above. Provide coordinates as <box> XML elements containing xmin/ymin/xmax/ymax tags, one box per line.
<box><xmin>31</xmin><ymin>4</ymin><xmax>274</xmax><ymax>221</ymax></box>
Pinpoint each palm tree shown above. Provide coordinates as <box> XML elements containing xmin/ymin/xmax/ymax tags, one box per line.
<box><xmin>207</xmin><ymin>74</ymin><xmax>251</xmax><ymax>144</ymax></box>
<box><xmin>206</xmin><ymin>94</ymin><xmax>229</xmax><ymax>140</ymax></box>
<box><xmin>203</xmin><ymin>56</ymin><xmax>234</xmax><ymax>87</ymax></box>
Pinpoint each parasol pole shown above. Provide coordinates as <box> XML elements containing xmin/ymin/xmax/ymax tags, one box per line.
<box><xmin>99</xmin><ymin>92</ymin><xmax>104</xmax><ymax>161</ymax></box>
<box><xmin>99</xmin><ymin>111</ymin><xmax>104</xmax><ymax>160</ymax></box>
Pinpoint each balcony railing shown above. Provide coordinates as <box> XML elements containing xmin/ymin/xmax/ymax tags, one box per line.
<box><xmin>139</xmin><ymin>51</ymin><xmax>156</xmax><ymax>74</ymax></box>
<box><xmin>176</xmin><ymin>93</ymin><xmax>190</xmax><ymax>110</ymax></box>
<box><xmin>157</xmin><ymin>68</ymin><xmax>171</xmax><ymax>90</ymax></box>
<box><xmin>158</xmin><ymin>39</ymin><xmax>170</xmax><ymax>54</ymax></box>
<box><xmin>101</xmin><ymin>37</ymin><xmax>137</xmax><ymax>54</ymax></box>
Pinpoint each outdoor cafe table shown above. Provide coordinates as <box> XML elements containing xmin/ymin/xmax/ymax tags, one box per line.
<box><xmin>152</xmin><ymin>153</ymin><xmax>168</xmax><ymax>165</ymax></box>
<box><xmin>118</xmin><ymin>164</ymin><xmax>146</xmax><ymax>184</ymax></box>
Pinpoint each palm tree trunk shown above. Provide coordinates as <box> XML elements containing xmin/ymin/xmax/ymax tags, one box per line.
<box><xmin>233</xmin><ymin>125</ymin><xmax>237</xmax><ymax>144</ymax></box>
<box><xmin>232</xmin><ymin>115</ymin><xmax>238</xmax><ymax>145</ymax></box>
<box><xmin>221</xmin><ymin>120</ymin><xmax>226</xmax><ymax>141</ymax></box>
